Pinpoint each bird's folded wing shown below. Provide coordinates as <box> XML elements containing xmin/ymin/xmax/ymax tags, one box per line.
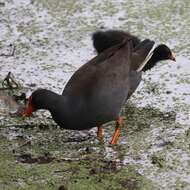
<box><xmin>131</xmin><ymin>39</ymin><xmax>155</xmax><ymax>71</ymax></box>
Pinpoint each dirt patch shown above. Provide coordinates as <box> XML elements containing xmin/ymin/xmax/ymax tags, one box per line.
<box><xmin>16</xmin><ymin>152</ymin><xmax>55</xmax><ymax>164</ymax></box>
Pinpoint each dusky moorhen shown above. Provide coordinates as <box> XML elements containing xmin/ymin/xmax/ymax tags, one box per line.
<box><xmin>22</xmin><ymin>39</ymin><xmax>155</xmax><ymax>145</ymax></box>
<box><xmin>92</xmin><ymin>30</ymin><xmax>176</xmax><ymax>72</ymax></box>
<box><xmin>92</xmin><ymin>30</ymin><xmax>176</xmax><ymax>98</ymax></box>
<box><xmin>92</xmin><ymin>30</ymin><xmax>176</xmax><ymax>140</ymax></box>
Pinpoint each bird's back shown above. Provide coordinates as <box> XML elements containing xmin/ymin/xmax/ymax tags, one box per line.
<box><xmin>92</xmin><ymin>30</ymin><xmax>140</xmax><ymax>54</ymax></box>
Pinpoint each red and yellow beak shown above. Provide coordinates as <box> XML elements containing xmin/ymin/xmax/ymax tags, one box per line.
<box><xmin>170</xmin><ymin>52</ymin><xmax>176</xmax><ymax>62</ymax></box>
<box><xmin>22</xmin><ymin>96</ymin><xmax>33</xmax><ymax>117</ymax></box>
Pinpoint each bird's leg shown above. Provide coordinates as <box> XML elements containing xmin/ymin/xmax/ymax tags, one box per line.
<box><xmin>97</xmin><ymin>125</ymin><xmax>103</xmax><ymax>140</ymax></box>
<box><xmin>110</xmin><ymin>117</ymin><xmax>123</xmax><ymax>145</ymax></box>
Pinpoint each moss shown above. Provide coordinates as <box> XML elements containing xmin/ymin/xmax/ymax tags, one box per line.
<box><xmin>123</xmin><ymin>104</ymin><xmax>176</xmax><ymax>133</ymax></box>
<box><xmin>67</xmin><ymin>165</ymin><xmax>154</xmax><ymax>190</ymax></box>
<box><xmin>0</xmin><ymin>134</ymin><xmax>155</xmax><ymax>190</ymax></box>
<box><xmin>0</xmin><ymin>118</ymin><xmax>157</xmax><ymax>189</ymax></box>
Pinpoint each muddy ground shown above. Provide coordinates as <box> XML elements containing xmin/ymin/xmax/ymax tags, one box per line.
<box><xmin>0</xmin><ymin>0</ymin><xmax>190</xmax><ymax>190</ymax></box>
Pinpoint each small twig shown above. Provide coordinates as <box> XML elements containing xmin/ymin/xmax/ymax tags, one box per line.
<box><xmin>19</xmin><ymin>141</ymin><xmax>32</xmax><ymax>148</ymax></box>
<box><xmin>2</xmin><ymin>72</ymin><xmax>20</xmax><ymax>90</ymax></box>
<box><xmin>0</xmin><ymin>87</ymin><xmax>18</xmax><ymax>90</ymax></box>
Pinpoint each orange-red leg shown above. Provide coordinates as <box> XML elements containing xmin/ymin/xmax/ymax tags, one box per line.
<box><xmin>110</xmin><ymin>117</ymin><xmax>123</xmax><ymax>145</ymax></box>
<box><xmin>97</xmin><ymin>125</ymin><xmax>103</xmax><ymax>140</ymax></box>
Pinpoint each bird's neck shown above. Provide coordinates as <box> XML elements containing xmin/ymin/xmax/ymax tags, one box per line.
<box><xmin>37</xmin><ymin>90</ymin><xmax>66</xmax><ymax>112</ymax></box>
<box><xmin>142</xmin><ymin>54</ymin><xmax>159</xmax><ymax>72</ymax></box>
